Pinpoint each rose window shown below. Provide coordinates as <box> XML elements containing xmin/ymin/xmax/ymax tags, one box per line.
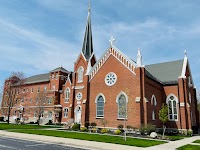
<box><xmin>105</xmin><ymin>72</ymin><xmax>117</xmax><ymax>86</ymax></box>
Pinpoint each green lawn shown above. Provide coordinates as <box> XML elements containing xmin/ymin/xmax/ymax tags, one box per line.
<box><xmin>0</xmin><ymin>123</ymin><xmax>60</xmax><ymax>130</ymax></box>
<box><xmin>11</xmin><ymin>129</ymin><xmax>166</xmax><ymax>147</ymax></box>
<box><xmin>177</xmin><ymin>144</ymin><xmax>200</xmax><ymax>150</ymax></box>
<box><xmin>168</xmin><ymin>135</ymin><xmax>190</xmax><ymax>141</ymax></box>
<box><xmin>193</xmin><ymin>140</ymin><xmax>200</xmax><ymax>144</ymax></box>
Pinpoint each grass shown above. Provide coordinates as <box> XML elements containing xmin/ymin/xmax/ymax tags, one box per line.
<box><xmin>11</xmin><ymin>129</ymin><xmax>166</xmax><ymax>147</ymax></box>
<box><xmin>168</xmin><ymin>135</ymin><xmax>190</xmax><ymax>141</ymax></box>
<box><xmin>193</xmin><ymin>140</ymin><xmax>200</xmax><ymax>144</ymax></box>
<box><xmin>0</xmin><ymin>123</ymin><xmax>60</xmax><ymax>130</ymax></box>
<box><xmin>177</xmin><ymin>144</ymin><xmax>200</xmax><ymax>150</ymax></box>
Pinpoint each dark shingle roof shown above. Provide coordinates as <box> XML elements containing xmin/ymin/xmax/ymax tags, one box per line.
<box><xmin>145</xmin><ymin>59</ymin><xmax>183</xmax><ymax>85</ymax></box>
<box><xmin>23</xmin><ymin>73</ymin><xmax>50</xmax><ymax>85</ymax></box>
<box><xmin>50</xmin><ymin>67</ymin><xmax>69</xmax><ymax>73</ymax></box>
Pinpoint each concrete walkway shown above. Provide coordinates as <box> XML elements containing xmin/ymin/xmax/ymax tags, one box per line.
<box><xmin>146</xmin><ymin>135</ymin><xmax>200</xmax><ymax>150</ymax></box>
<box><xmin>0</xmin><ymin>130</ymin><xmax>199</xmax><ymax>150</ymax></box>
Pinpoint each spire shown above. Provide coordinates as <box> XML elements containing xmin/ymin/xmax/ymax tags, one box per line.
<box><xmin>137</xmin><ymin>48</ymin><xmax>143</xmax><ymax>67</ymax></box>
<box><xmin>82</xmin><ymin>1</ymin><xmax>93</xmax><ymax>60</ymax></box>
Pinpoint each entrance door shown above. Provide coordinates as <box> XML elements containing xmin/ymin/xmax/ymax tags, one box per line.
<box><xmin>75</xmin><ymin>106</ymin><xmax>81</xmax><ymax>124</ymax></box>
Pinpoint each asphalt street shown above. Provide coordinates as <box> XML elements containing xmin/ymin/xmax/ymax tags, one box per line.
<box><xmin>0</xmin><ymin>136</ymin><xmax>86</xmax><ymax>150</ymax></box>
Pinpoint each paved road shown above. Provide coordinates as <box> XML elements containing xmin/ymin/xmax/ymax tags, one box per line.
<box><xmin>0</xmin><ymin>136</ymin><xmax>86</xmax><ymax>150</ymax></box>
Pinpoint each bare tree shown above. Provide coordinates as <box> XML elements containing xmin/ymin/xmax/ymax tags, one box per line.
<box><xmin>197</xmin><ymin>89</ymin><xmax>200</xmax><ymax>116</ymax></box>
<box><xmin>33</xmin><ymin>91</ymin><xmax>55</xmax><ymax>125</ymax></box>
<box><xmin>1</xmin><ymin>72</ymin><xmax>25</xmax><ymax>124</ymax></box>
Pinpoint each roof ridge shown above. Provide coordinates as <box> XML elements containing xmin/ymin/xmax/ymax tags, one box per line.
<box><xmin>146</xmin><ymin>59</ymin><xmax>184</xmax><ymax>66</ymax></box>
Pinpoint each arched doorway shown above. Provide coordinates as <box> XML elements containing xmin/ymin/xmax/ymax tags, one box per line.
<box><xmin>74</xmin><ymin>105</ymin><xmax>82</xmax><ymax>124</ymax></box>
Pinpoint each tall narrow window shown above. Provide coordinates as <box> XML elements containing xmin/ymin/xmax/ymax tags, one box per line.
<box><xmin>117</xmin><ymin>92</ymin><xmax>128</xmax><ymax>119</ymax></box>
<box><xmin>78</xmin><ymin>66</ymin><xmax>84</xmax><ymax>83</ymax></box>
<box><xmin>96</xmin><ymin>95</ymin><xmax>105</xmax><ymax>118</ymax></box>
<box><xmin>65</xmin><ymin>88</ymin><xmax>70</xmax><ymax>103</ymax></box>
<box><xmin>167</xmin><ymin>94</ymin><xmax>178</xmax><ymax>121</ymax></box>
<box><xmin>64</xmin><ymin>108</ymin><xmax>69</xmax><ymax>118</ymax></box>
<box><xmin>151</xmin><ymin>95</ymin><xmax>157</xmax><ymax>120</ymax></box>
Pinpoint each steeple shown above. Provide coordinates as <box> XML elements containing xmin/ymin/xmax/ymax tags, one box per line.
<box><xmin>82</xmin><ymin>1</ymin><xmax>93</xmax><ymax>60</ymax></box>
<box><xmin>137</xmin><ymin>48</ymin><xmax>143</xmax><ymax>67</ymax></box>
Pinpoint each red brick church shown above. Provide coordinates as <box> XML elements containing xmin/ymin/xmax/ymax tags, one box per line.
<box><xmin>1</xmin><ymin>5</ymin><xmax>199</xmax><ymax>132</ymax></box>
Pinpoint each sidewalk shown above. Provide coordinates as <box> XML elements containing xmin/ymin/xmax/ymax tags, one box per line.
<box><xmin>0</xmin><ymin>130</ymin><xmax>142</xmax><ymax>150</ymax></box>
<box><xmin>0</xmin><ymin>130</ymin><xmax>199</xmax><ymax>150</ymax></box>
<box><xmin>146</xmin><ymin>135</ymin><xmax>200</xmax><ymax>150</ymax></box>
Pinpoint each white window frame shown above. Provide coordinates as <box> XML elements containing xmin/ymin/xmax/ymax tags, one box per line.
<box><xmin>48</xmin><ymin>98</ymin><xmax>52</xmax><ymax>104</ymax></box>
<box><xmin>76</xmin><ymin>92</ymin><xmax>82</xmax><ymax>101</ymax></box>
<box><xmin>65</xmin><ymin>88</ymin><xmax>70</xmax><ymax>103</ymax></box>
<box><xmin>44</xmin><ymin>86</ymin><xmax>47</xmax><ymax>92</ymax></box>
<box><xmin>63</xmin><ymin>107</ymin><xmax>69</xmax><ymax>118</ymax></box>
<box><xmin>116</xmin><ymin>91</ymin><xmax>128</xmax><ymax>119</ymax></box>
<box><xmin>95</xmin><ymin>93</ymin><xmax>106</xmax><ymax>118</ymax></box>
<box><xmin>151</xmin><ymin>95</ymin><xmax>157</xmax><ymax>120</ymax></box>
<box><xmin>55</xmin><ymin>73</ymin><xmax>59</xmax><ymax>80</ymax></box>
<box><xmin>34</xmin><ymin>111</ymin><xmax>37</xmax><ymax>118</ymax></box>
<box><xmin>77</xmin><ymin>66</ymin><xmax>84</xmax><ymax>83</ymax></box>
<box><xmin>31</xmin><ymin>88</ymin><xmax>33</xmax><ymax>93</ymax></box>
<box><xmin>166</xmin><ymin>94</ymin><xmax>178</xmax><ymax>121</ymax></box>
<box><xmin>52</xmin><ymin>85</ymin><xmax>56</xmax><ymax>91</ymax></box>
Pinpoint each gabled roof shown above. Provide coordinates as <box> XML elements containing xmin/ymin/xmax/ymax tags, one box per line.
<box><xmin>50</xmin><ymin>67</ymin><xmax>69</xmax><ymax>73</ymax></box>
<box><xmin>88</xmin><ymin>45</ymin><xmax>137</xmax><ymax>80</ymax></box>
<box><xmin>23</xmin><ymin>73</ymin><xmax>50</xmax><ymax>85</ymax></box>
<box><xmin>145</xmin><ymin>59</ymin><xmax>184</xmax><ymax>85</ymax></box>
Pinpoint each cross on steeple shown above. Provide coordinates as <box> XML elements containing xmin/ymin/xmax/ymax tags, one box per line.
<box><xmin>88</xmin><ymin>0</ymin><xmax>91</xmax><ymax>12</ymax></box>
<box><xmin>109</xmin><ymin>36</ymin><xmax>116</xmax><ymax>45</ymax></box>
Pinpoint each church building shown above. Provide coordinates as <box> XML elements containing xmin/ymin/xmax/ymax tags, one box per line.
<box><xmin>1</xmin><ymin>4</ymin><xmax>199</xmax><ymax>132</ymax></box>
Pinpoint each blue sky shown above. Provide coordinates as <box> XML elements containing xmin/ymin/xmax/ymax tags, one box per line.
<box><xmin>0</xmin><ymin>0</ymin><xmax>200</xmax><ymax>91</ymax></box>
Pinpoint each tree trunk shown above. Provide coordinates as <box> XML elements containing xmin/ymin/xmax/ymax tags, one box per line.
<box><xmin>38</xmin><ymin>114</ymin><xmax>41</xmax><ymax>126</ymax></box>
<box><xmin>7</xmin><ymin>106</ymin><xmax>11</xmax><ymax>124</ymax></box>
<box><xmin>162</xmin><ymin>123</ymin><xmax>166</xmax><ymax>139</ymax></box>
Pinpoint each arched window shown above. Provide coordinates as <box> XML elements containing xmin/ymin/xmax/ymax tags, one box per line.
<box><xmin>78</xmin><ymin>66</ymin><xmax>84</xmax><ymax>83</ymax></box>
<box><xmin>166</xmin><ymin>94</ymin><xmax>178</xmax><ymax>121</ymax></box>
<box><xmin>116</xmin><ymin>92</ymin><xmax>128</xmax><ymax>119</ymax></box>
<box><xmin>65</xmin><ymin>88</ymin><xmax>70</xmax><ymax>103</ymax></box>
<box><xmin>95</xmin><ymin>94</ymin><xmax>105</xmax><ymax>118</ymax></box>
<box><xmin>151</xmin><ymin>95</ymin><xmax>157</xmax><ymax>120</ymax></box>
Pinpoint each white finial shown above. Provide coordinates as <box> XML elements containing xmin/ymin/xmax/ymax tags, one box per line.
<box><xmin>137</xmin><ymin>48</ymin><xmax>141</xmax><ymax>56</ymax></box>
<box><xmin>137</xmin><ymin>48</ymin><xmax>143</xmax><ymax>67</ymax></box>
<box><xmin>109</xmin><ymin>36</ymin><xmax>116</xmax><ymax>45</ymax></box>
<box><xmin>184</xmin><ymin>50</ymin><xmax>187</xmax><ymax>57</ymax></box>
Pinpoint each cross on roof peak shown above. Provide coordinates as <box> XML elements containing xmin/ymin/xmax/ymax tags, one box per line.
<box><xmin>109</xmin><ymin>36</ymin><xmax>116</xmax><ymax>45</ymax></box>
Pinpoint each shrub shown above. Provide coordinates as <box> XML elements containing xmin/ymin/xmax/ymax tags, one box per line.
<box><xmin>45</xmin><ymin>120</ymin><xmax>53</xmax><ymax>125</ymax></box>
<box><xmin>146</xmin><ymin>124</ymin><xmax>156</xmax><ymax>134</ymax></box>
<box><xmin>127</xmin><ymin>125</ymin><xmax>133</xmax><ymax>129</ymax></box>
<box><xmin>92</xmin><ymin>127</ymin><xmax>97</xmax><ymax>133</ymax></box>
<box><xmin>115</xmin><ymin>129</ymin><xmax>122</xmax><ymax>135</ymax></box>
<box><xmin>72</xmin><ymin>123</ymin><xmax>80</xmax><ymax>131</ymax></box>
<box><xmin>91</xmin><ymin>122</ymin><xmax>97</xmax><ymax>127</ymax></box>
<box><xmin>101</xmin><ymin>128</ymin><xmax>108</xmax><ymax>134</ymax></box>
<box><xmin>139</xmin><ymin>124</ymin><xmax>147</xmax><ymax>135</ymax></box>
<box><xmin>15</xmin><ymin>118</ymin><xmax>20</xmax><ymax>124</ymax></box>
<box><xmin>84</xmin><ymin>122</ymin><xmax>90</xmax><ymax>129</ymax></box>
<box><xmin>0</xmin><ymin>116</ymin><xmax>4</xmax><ymax>122</ymax></box>
<box><xmin>118</xmin><ymin>124</ymin><xmax>124</xmax><ymax>131</ymax></box>
<box><xmin>187</xmin><ymin>130</ymin><xmax>193</xmax><ymax>136</ymax></box>
<box><xmin>80</xmin><ymin>127</ymin><xmax>88</xmax><ymax>132</ymax></box>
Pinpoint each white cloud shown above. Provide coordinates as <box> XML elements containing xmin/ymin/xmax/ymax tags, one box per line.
<box><xmin>0</xmin><ymin>18</ymin><xmax>79</xmax><ymax>73</ymax></box>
